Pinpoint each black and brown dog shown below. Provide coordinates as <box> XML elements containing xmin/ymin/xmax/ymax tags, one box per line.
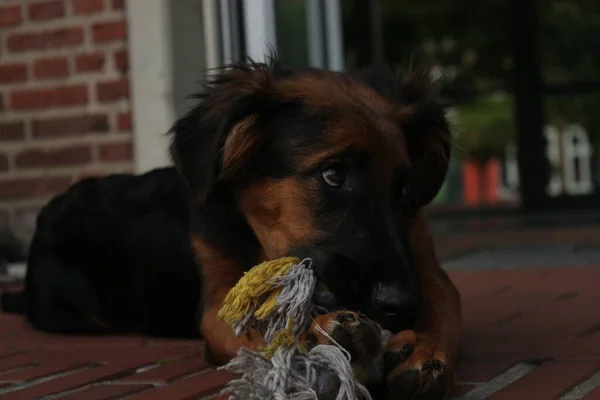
<box><xmin>1</xmin><ymin>58</ymin><xmax>461</xmax><ymax>399</ymax></box>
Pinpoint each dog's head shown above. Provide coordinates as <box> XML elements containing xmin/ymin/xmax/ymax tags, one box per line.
<box><xmin>170</xmin><ymin>58</ymin><xmax>451</xmax><ymax>332</ymax></box>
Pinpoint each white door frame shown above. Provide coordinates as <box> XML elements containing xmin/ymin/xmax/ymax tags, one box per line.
<box><xmin>324</xmin><ymin>0</ymin><xmax>344</xmax><ymax>71</ymax></box>
<box><xmin>128</xmin><ymin>0</ymin><xmax>175</xmax><ymax>173</ymax></box>
<box><xmin>128</xmin><ymin>0</ymin><xmax>228</xmax><ymax>173</ymax></box>
<box><xmin>241</xmin><ymin>0</ymin><xmax>277</xmax><ymax>62</ymax></box>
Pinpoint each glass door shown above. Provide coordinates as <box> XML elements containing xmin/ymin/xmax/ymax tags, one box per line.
<box><xmin>537</xmin><ymin>0</ymin><xmax>600</xmax><ymax>209</ymax></box>
<box><xmin>274</xmin><ymin>0</ymin><xmax>344</xmax><ymax>70</ymax></box>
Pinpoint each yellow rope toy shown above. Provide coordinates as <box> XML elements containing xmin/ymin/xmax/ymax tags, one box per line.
<box><xmin>218</xmin><ymin>257</ymin><xmax>300</xmax><ymax>329</ymax></box>
<box><xmin>218</xmin><ymin>256</ymin><xmax>305</xmax><ymax>357</ymax></box>
<box><xmin>216</xmin><ymin>257</ymin><xmax>374</xmax><ymax>400</ymax></box>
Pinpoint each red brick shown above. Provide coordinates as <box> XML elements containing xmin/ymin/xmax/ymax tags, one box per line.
<box><xmin>7</xmin><ymin>27</ymin><xmax>84</xmax><ymax>53</ymax></box>
<box><xmin>96</xmin><ymin>79</ymin><xmax>129</xmax><ymax>102</ymax></box>
<box><xmin>489</xmin><ymin>360</ymin><xmax>600</xmax><ymax>400</ymax></box>
<box><xmin>9</xmin><ymin>85</ymin><xmax>88</xmax><ymax>110</ymax></box>
<box><xmin>33</xmin><ymin>115</ymin><xmax>109</xmax><ymax>138</ymax></box>
<box><xmin>583</xmin><ymin>386</ymin><xmax>600</xmax><ymax>399</ymax></box>
<box><xmin>28</xmin><ymin>1</ymin><xmax>65</xmax><ymax>21</ymax></box>
<box><xmin>456</xmin><ymin>358</ymin><xmax>518</xmax><ymax>383</ymax></box>
<box><xmin>0</xmin><ymin>93</ymin><xmax>4</xmax><ymax>111</ymax></box>
<box><xmin>0</xmin><ymin>63</ymin><xmax>28</xmax><ymax>84</ymax></box>
<box><xmin>72</xmin><ymin>0</ymin><xmax>104</xmax><ymax>15</ymax></box>
<box><xmin>112</xmin><ymin>0</ymin><xmax>125</xmax><ymax>9</ymax></box>
<box><xmin>33</xmin><ymin>57</ymin><xmax>69</xmax><ymax>79</ymax></box>
<box><xmin>1</xmin><ymin>360</ymin><xmax>89</xmax><ymax>381</ymax></box>
<box><xmin>49</xmin><ymin>383</ymin><xmax>150</xmax><ymax>400</ymax></box>
<box><xmin>16</xmin><ymin>146</ymin><xmax>92</xmax><ymax>168</ymax></box>
<box><xmin>6</xmin><ymin>362</ymin><xmax>144</xmax><ymax>399</ymax></box>
<box><xmin>0</xmin><ymin>177</ymin><xmax>71</xmax><ymax>201</ymax></box>
<box><xmin>92</xmin><ymin>20</ymin><xmax>127</xmax><ymax>43</ymax></box>
<box><xmin>0</xmin><ymin>353</ymin><xmax>37</xmax><ymax>372</ymax></box>
<box><xmin>0</xmin><ymin>4</ymin><xmax>22</xmax><ymax>28</ymax></box>
<box><xmin>0</xmin><ymin>154</ymin><xmax>8</xmax><ymax>171</ymax></box>
<box><xmin>98</xmin><ymin>142</ymin><xmax>132</xmax><ymax>162</ymax></box>
<box><xmin>5</xmin><ymin>346</ymin><xmax>200</xmax><ymax>399</ymax></box>
<box><xmin>452</xmin><ymin>384</ymin><xmax>476</xmax><ymax>398</ymax></box>
<box><xmin>0</xmin><ymin>349</ymin><xmax>28</xmax><ymax>360</ymax></box>
<box><xmin>0</xmin><ymin>122</ymin><xmax>26</xmax><ymax>141</ymax></box>
<box><xmin>120</xmin><ymin>356</ymin><xmax>209</xmax><ymax>383</ymax></box>
<box><xmin>75</xmin><ymin>53</ymin><xmax>105</xmax><ymax>73</ymax></box>
<box><xmin>128</xmin><ymin>370</ymin><xmax>238</xmax><ymax>400</ymax></box>
<box><xmin>114</xmin><ymin>49</ymin><xmax>129</xmax><ymax>72</ymax></box>
<box><xmin>117</xmin><ymin>112</ymin><xmax>132</xmax><ymax>131</ymax></box>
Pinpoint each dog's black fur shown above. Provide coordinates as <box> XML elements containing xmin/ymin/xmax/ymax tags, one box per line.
<box><xmin>1</xmin><ymin>168</ymin><xmax>201</xmax><ymax>337</ymax></box>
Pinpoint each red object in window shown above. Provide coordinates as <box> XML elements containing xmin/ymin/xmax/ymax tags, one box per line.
<box><xmin>461</xmin><ymin>158</ymin><xmax>500</xmax><ymax>205</ymax></box>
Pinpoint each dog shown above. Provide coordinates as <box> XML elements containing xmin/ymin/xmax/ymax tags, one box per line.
<box><xmin>1</xmin><ymin>168</ymin><xmax>201</xmax><ymax>337</ymax></box>
<box><xmin>1</xmin><ymin>58</ymin><xmax>461</xmax><ymax>399</ymax></box>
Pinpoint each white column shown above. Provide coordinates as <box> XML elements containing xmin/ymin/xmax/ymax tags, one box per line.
<box><xmin>544</xmin><ymin>124</ymin><xmax>563</xmax><ymax>196</ymax></box>
<box><xmin>324</xmin><ymin>0</ymin><xmax>344</xmax><ymax>71</ymax></box>
<box><xmin>219</xmin><ymin>0</ymin><xmax>233</xmax><ymax>64</ymax></box>
<box><xmin>202</xmin><ymin>0</ymin><xmax>222</xmax><ymax>70</ymax></box>
<box><xmin>127</xmin><ymin>0</ymin><xmax>175</xmax><ymax>173</ymax></box>
<box><xmin>242</xmin><ymin>0</ymin><xmax>277</xmax><ymax>62</ymax></box>
<box><xmin>305</xmin><ymin>0</ymin><xmax>325</xmax><ymax>68</ymax></box>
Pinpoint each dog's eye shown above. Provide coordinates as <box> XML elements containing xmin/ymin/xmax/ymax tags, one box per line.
<box><xmin>321</xmin><ymin>162</ymin><xmax>346</xmax><ymax>188</ymax></box>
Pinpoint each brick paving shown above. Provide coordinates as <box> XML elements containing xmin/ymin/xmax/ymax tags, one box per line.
<box><xmin>1</xmin><ymin>222</ymin><xmax>600</xmax><ymax>399</ymax></box>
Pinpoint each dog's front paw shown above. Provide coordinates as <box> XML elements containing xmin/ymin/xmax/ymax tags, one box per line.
<box><xmin>384</xmin><ymin>330</ymin><xmax>454</xmax><ymax>400</ymax></box>
<box><xmin>308</xmin><ymin>311</ymin><xmax>387</xmax><ymax>384</ymax></box>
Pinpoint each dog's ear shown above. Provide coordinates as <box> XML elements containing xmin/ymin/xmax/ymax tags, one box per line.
<box><xmin>169</xmin><ymin>61</ymin><xmax>275</xmax><ymax>204</ymax></box>
<box><xmin>351</xmin><ymin>67</ymin><xmax>452</xmax><ymax>210</ymax></box>
<box><xmin>399</xmin><ymin>70</ymin><xmax>452</xmax><ymax>209</ymax></box>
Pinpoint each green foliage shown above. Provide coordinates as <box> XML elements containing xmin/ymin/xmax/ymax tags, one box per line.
<box><xmin>453</xmin><ymin>94</ymin><xmax>515</xmax><ymax>163</ymax></box>
<box><xmin>376</xmin><ymin>0</ymin><xmax>512</xmax><ymax>96</ymax></box>
<box><xmin>546</xmin><ymin>94</ymin><xmax>600</xmax><ymax>140</ymax></box>
<box><xmin>275</xmin><ymin>1</ymin><xmax>309</xmax><ymax>68</ymax></box>
<box><xmin>540</xmin><ymin>0</ymin><xmax>600</xmax><ymax>83</ymax></box>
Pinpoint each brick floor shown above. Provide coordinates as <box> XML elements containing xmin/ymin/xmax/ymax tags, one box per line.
<box><xmin>0</xmin><ymin>223</ymin><xmax>599</xmax><ymax>399</ymax></box>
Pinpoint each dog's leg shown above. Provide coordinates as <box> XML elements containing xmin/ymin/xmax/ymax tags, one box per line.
<box><xmin>384</xmin><ymin>211</ymin><xmax>461</xmax><ymax>399</ymax></box>
<box><xmin>200</xmin><ymin>304</ymin><xmax>265</xmax><ymax>365</ymax></box>
<box><xmin>191</xmin><ymin>237</ymin><xmax>266</xmax><ymax>365</ymax></box>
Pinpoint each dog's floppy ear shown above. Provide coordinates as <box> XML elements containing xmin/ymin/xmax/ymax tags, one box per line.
<box><xmin>169</xmin><ymin>61</ymin><xmax>276</xmax><ymax>204</ymax></box>
<box><xmin>355</xmin><ymin>66</ymin><xmax>451</xmax><ymax>210</ymax></box>
<box><xmin>399</xmin><ymin>70</ymin><xmax>452</xmax><ymax>209</ymax></box>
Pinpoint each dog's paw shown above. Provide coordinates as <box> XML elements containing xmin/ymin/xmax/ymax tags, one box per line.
<box><xmin>384</xmin><ymin>330</ymin><xmax>454</xmax><ymax>400</ymax></box>
<box><xmin>308</xmin><ymin>311</ymin><xmax>387</xmax><ymax>384</ymax></box>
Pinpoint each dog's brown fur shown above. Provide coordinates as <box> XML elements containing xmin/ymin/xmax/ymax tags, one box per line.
<box><xmin>170</xmin><ymin>59</ymin><xmax>461</xmax><ymax>399</ymax></box>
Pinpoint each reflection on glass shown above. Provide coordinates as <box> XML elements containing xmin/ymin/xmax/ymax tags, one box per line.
<box><xmin>539</xmin><ymin>0</ymin><xmax>600</xmax><ymax>84</ymax></box>
<box><xmin>340</xmin><ymin>0</ymin><xmax>516</xmax><ymax>208</ymax></box>
<box><xmin>544</xmin><ymin>94</ymin><xmax>600</xmax><ymax>197</ymax></box>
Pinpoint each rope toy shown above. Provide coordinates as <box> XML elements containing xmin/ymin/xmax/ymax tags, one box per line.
<box><xmin>217</xmin><ymin>257</ymin><xmax>378</xmax><ymax>400</ymax></box>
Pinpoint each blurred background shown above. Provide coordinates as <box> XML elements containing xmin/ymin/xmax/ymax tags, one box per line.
<box><xmin>1</xmin><ymin>0</ymin><xmax>600</xmax><ymax>265</ymax></box>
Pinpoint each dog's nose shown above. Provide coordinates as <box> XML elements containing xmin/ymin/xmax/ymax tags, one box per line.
<box><xmin>372</xmin><ymin>281</ymin><xmax>405</xmax><ymax>316</ymax></box>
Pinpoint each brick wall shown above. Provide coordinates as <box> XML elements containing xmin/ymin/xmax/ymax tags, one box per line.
<box><xmin>0</xmin><ymin>0</ymin><xmax>133</xmax><ymax>246</ymax></box>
